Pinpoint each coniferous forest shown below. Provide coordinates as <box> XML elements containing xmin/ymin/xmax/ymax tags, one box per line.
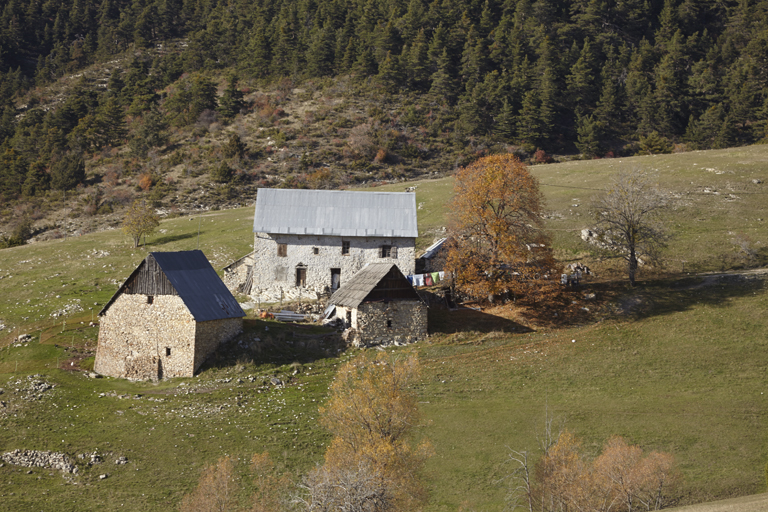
<box><xmin>1</xmin><ymin>0</ymin><xmax>768</xmax><ymax>237</ymax></box>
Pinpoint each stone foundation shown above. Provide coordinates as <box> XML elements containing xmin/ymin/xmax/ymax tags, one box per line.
<box><xmin>95</xmin><ymin>294</ymin><xmax>243</xmax><ymax>380</ymax></box>
<box><xmin>336</xmin><ymin>300</ymin><xmax>427</xmax><ymax>347</ymax></box>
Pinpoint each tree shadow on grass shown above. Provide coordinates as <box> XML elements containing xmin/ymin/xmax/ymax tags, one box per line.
<box><xmin>428</xmin><ymin>308</ymin><xmax>532</xmax><ymax>335</ymax></box>
<box><xmin>619</xmin><ymin>273</ymin><xmax>766</xmax><ymax>320</ymax></box>
<box><xmin>148</xmin><ymin>233</ymin><xmax>196</xmax><ymax>246</ymax></box>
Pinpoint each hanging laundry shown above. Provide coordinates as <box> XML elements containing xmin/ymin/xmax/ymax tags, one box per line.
<box><xmin>438</xmin><ymin>271</ymin><xmax>446</xmax><ymax>281</ymax></box>
<box><xmin>425</xmin><ymin>275</ymin><xmax>434</xmax><ymax>286</ymax></box>
<box><xmin>430</xmin><ymin>272</ymin><xmax>440</xmax><ymax>284</ymax></box>
<box><xmin>407</xmin><ymin>275</ymin><xmax>414</xmax><ymax>285</ymax></box>
<box><xmin>413</xmin><ymin>274</ymin><xmax>425</xmax><ymax>287</ymax></box>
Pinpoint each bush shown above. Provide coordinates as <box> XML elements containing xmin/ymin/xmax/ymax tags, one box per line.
<box><xmin>638</xmin><ymin>131</ymin><xmax>674</xmax><ymax>155</ymax></box>
<box><xmin>210</xmin><ymin>163</ymin><xmax>234</xmax><ymax>183</ymax></box>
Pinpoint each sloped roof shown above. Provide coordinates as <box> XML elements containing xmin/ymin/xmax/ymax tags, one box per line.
<box><xmin>419</xmin><ymin>237</ymin><xmax>448</xmax><ymax>259</ymax></box>
<box><xmin>329</xmin><ymin>263</ymin><xmax>421</xmax><ymax>308</ymax></box>
<box><xmin>253</xmin><ymin>188</ymin><xmax>418</xmax><ymax>237</ymax></box>
<box><xmin>100</xmin><ymin>250</ymin><xmax>245</xmax><ymax>322</ymax></box>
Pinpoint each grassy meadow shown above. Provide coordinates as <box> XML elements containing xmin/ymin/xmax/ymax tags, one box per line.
<box><xmin>0</xmin><ymin>146</ymin><xmax>767</xmax><ymax>510</ymax></box>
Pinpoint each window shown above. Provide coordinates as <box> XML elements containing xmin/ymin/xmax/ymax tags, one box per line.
<box><xmin>147</xmin><ymin>295</ymin><xmax>154</xmax><ymax>304</ymax></box>
<box><xmin>386</xmin><ymin>319</ymin><xmax>392</xmax><ymax>328</ymax></box>
<box><xmin>380</xmin><ymin>245</ymin><xmax>392</xmax><ymax>258</ymax></box>
<box><xmin>277</xmin><ymin>243</ymin><xmax>287</xmax><ymax>257</ymax></box>
<box><xmin>165</xmin><ymin>347</ymin><xmax>171</xmax><ymax>356</ymax></box>
<box><xmin>341</xmin><ymin>241</ymin><xmax>350</xmax><ymax>255</ymax></box>
<box><xmin>313</xmin><ymin>247</ymin><xmax>319</xmax><ymax>255</ymax></box>
<box><xmin>296</xmin><ymin>267</ymin><xmax>306</xmax><ymax>287</ymax></box>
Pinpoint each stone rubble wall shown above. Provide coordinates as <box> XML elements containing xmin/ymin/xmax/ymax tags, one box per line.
<box><xmin>95</xmin><ymin>294</ymin><xmax>196</xmax><ymax>379</ymax></box>
<box><xmin>344</xmin><ymin>300</ymin><xmax>427</xmax><ymax>347</ymax></box>
<box><xmin>222</xmin><ymin>254</ymin><xmax>254</xmax><ymax>293</ymax></box>
<box><xmin>2</xmin><ymin>449</ymin><xmax>77</xmax><ymax>473</ymax></box>
<box><xmin>193</xmin><ymin>317</ymin><xmax>243</xmax><ymax>371</ymax></box>
<box><xmin>251</xmin><ymin>232</ymin><xmax>415</xmax><ymax>300</ymax></box>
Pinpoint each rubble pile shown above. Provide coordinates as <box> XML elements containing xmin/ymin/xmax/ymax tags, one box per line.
<box><xmin>2</xmin><ymin>449</ymin><xmax>77</xmax><ymax>473</ymax></box>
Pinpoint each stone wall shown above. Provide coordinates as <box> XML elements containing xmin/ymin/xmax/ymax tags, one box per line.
<box><xmin>222</xmin><ymin>253</ymin><xmax>254</xmax><ymax>294</ymax></box>
<box><xmin>194</xmin><ymin>317</ymin><xmax>243</xmax><ymax>371</ymax></box>
<box><xmin>95</xmin><ymin>294</ymin><xmax>196</xmax><ymax>379</ymax></box>
<box><xmin>251</xmin><ymin>232</ymin><xmax>415</xmax><ymax>299</ymax></box>
<box><xmin>347</xmin><ymin>300</ymin><xmax>427</xmax><ymax>347</ymax></box>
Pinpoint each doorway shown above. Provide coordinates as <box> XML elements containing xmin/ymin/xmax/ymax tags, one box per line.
<box><xmin>331</xmin><ymin>268</ymin><xmax>341</xmax><ymax>290</ymax></box>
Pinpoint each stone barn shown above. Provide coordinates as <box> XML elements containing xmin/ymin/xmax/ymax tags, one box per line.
<box><xmin>328</xmin><ymin>262</ymin><xmax>427</xmax><ymax>347</ymax></box>
<box><xmin>95</xmin><ymin>250</ymin><xmax>245</xmax><ymax>380</ymax></box>
<box><xmin>225</xmin><ymin>188</ymin><xmax>418</xmax><ymax>301</ymax></box>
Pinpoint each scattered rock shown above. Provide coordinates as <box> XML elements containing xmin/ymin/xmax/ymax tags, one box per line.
<box><xmin>115</xmin><ymin>457</ymin><xmax>128</xmax><ymax>465</ymax></box>
<box><xmin>99</xmin><ymin>474</ymin><xmax>108</xmax><ymax>480</ymax></box>
<box><xmin>1</xmin><ymin>449</ymin><xmax>76</xmax><ymax>473</ymax></box>
<box><xmin>753</xmin><ymin>179</ymin><xmax>762</xmax><ymax>184</ymax></box>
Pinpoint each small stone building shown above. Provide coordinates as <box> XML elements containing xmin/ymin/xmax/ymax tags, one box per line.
<box><xmin>328</xmin><ymin>263</ymin><xmax>427</xmax><ymax>347</ymax></box>
<box><xmin>95</xmin><ymin>250</ymin><xmax>245</xmax><ymax>380</ymax></box>
<box><xmin>225</xmin><ymin>188</ymin><xmax>418</xmax><ymax>302</ymax></box>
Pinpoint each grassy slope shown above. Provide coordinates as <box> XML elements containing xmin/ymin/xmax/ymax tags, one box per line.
<box><xmin>0</xmin><ymin>146</ymin><xmax>767</xmax><ymax>510</ymax></box>
<box><xmin>370</xmin><ymin>145</ymin><xmax>768</xmax><ymax>271</ymax></box>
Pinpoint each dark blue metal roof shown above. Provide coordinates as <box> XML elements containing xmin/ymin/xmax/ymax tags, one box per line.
<box><xmin>151</xmin><ymin>250</ymin><xmax>245</xmax><ymax>321</ymax></box>
<box><xmin>100</xmin><ymin>250</ymin><xmax>245</xmax><ymax>321</ymax></box>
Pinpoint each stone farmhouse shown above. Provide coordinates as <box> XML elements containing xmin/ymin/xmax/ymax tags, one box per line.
<box><xmin>95</xmin><ymin>250</ymin><xmax>245</xmax><ymax>380</ymax></box>
<box><xmin>224</xmin><ymin>188</ymin><xmax>418</xmax><ymax>301</ymax></box>
<box><xmin>327</xmin><ymin>262</ymin><xmax>427</xmax><ymax>347</ymax></box>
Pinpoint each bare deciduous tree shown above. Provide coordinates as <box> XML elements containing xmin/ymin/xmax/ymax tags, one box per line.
<box><xmin>592</xmin><ymin>170</ymin><xmax>670</xmax><ymax>286</ymax></box>
<box><xmin>295</xmin><ymin>460</ymin><xmax>393</xmax><ymax>512</ymax></box>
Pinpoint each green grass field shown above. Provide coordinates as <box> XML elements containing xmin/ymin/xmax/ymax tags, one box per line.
<box><xmin>1</xmin><ymin>146</ymin><xmax>767</xmax><ymax>510</ymax></box>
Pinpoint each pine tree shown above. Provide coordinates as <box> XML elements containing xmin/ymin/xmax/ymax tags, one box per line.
<box><xmin>430</xmin><ymin>48</ymin><xmax>458</xmax><ymax>104</ymax></box>
<box><xmin>575</xmin><ymin>113</ymin><xmax>603</xmax><ymax>157</ymax></box>
<box><xmin>217</xmin><ymin>74</ymin><xmax>245</xmax><ymax>120</ymax></box>
<box><xmin>495</xmin><ymin>98</ymin><xmax>516</xmax><ymax>140</ymax></box>
<box><xmin>50</xmin><ymin>152</ymin><xmax>85</xmax><ymax>191</ymax></box>
<box><xmin>377</xmin><ymin>51</ymin><xmax>403</xmax><ymax>94</ymax></box>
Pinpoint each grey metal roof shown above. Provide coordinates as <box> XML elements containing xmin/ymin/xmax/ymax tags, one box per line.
<box><xmin>253</xmin><ymin>188</ymin><xmax>418</xmax><ymax>237</ymax></box>
<box><xmin>101</xmin><ymin>251</ymin><xmax>245</xmax><ymax>322</ymax></box>
<box><xmin>329</xmin><ymin>263</ymin><xmax>421</xmax><ymax>308</ymax></box>
<box><xmin>419</xmin><ymin>237</ymin><xmax>448</xmax><ymax>259</ymax></box>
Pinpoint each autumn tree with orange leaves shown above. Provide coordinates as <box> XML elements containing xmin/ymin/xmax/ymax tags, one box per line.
<box><xmin>298</xmin><ymin>353</ymin><xmax>432</xmax><ymax>511</ymax></box>
<box><xmin>446</xmin><ymin>154</ymin><xmax>560</xmax><ymax>304</ymax></box>
<box><xmin>513</xmin><ymin>430</ymin><xmax>679</xmax><ymax>512</ymax></box>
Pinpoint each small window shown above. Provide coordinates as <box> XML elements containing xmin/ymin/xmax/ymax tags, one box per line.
<box><xmin>341</xmin><ymin>241</ymin><xmax>350</xmax><ymax>255</ymax></box>
<box><xmin>296</xmin><ymin>267</ymin><xmax>306</xmax><ymax>287</ymax></box>
<box><xmin>346</xmin><ymin>310</ymin><xmax>352</xmax><ymax>324</ymax></box>
<box><xmin>147</xmin><ymin>295</ymin><xmax>154</xmax><ymax>304</ymax></box>
<box><xmin>165</xmin><ymin>347</ymin><xmax>171</xmax><ymax>356</ymax></box>
<box><xmin>277</xmin><ymin>243</ymin><xmax>287</xmax><ymax>257</ymax></box>
<box><xmin>313</xmin><ymin>247</ymin><xmax>319</xmax><ymax>255</ymax></box>
<box><xmin>386</xmin><ymin>319</ymin><xmax>392</xmax><ymax>328</ymax></box>
<box><xmin>380</xmin><ymin>245</ymin><xmax>392</xmax><ymax>258</ymax></box>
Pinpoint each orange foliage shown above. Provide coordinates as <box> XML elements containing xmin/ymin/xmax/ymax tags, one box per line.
<box><xmin>318</xmin><ymin>354</ymin><xmax>432</xmax><ymax>510</ymax></box>
<box><xmin>250</xmin><ymin>452</ymin><xmax>292</xmax><ymax>512</ymax></box>
<box><xmin>138</xmin><ymin>173</ymin><xmax>153</xmax><ymax>191</ymax></box>
<box><xmin>446</xmin><ymin>154</ymin><xmax>561</xmax><ymax>304</ymax></box>
<box><xmin>535</xmin><ymin>431</ymin><xmax>679</xmax><ymax>512</ymax></box>
<box><xmin>178</xmin><ymin>456</ymin><xmax>237</xmax><ymax>512</ymax></box>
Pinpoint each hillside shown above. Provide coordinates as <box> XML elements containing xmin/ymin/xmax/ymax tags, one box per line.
<box><xmin>0</xmin><ymin>145</ymin><xmax>766</xmax><ymax>510</ymax></box>
<box><xmin>3</xmin><ymin>0</ymin><xmax>768</xmax><ymax>247</ymax></box>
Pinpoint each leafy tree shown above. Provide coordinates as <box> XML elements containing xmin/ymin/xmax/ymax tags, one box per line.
<box><xmin>314</xmin><ymin>353</ymin><xmax>432</xmax><ymax>511</ymax></box>
<box><xmin>121</xmin><ymin>199</ymin><xmax>160</xmax><ymax>248</ymax></box>
<box><xmin>445</xmin><ymin>154</ymin><xmax>559</xmax><ymax>302</ymax></box>
<box><xmin>591</xmin><ymin>170</ymin><xmax>670</xmax><ymax>286</ymax></box>
<box><xmin>178</xmin><ymin>456</ymin><xmax>237</xmax><ymax>512</ymax></box>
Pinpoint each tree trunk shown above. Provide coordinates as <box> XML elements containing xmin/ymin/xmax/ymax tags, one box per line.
<box><xmin>628</xmin><ymin>248</ymin><xmax>637</xmax><ymax>286</ymax></box>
